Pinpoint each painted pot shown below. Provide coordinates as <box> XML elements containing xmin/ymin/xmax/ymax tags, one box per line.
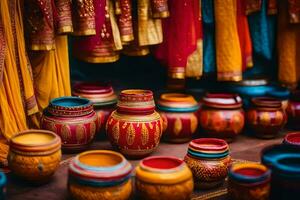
<box><xmin>287</xmin><ymin>90</ymin><xmax>300</xmax><ymax>129</ymax></box>
<box><xmin>68</xmin><ymin>150</ymin><xmax>133</xmax><ymax>200</ymax></box>
<box><xmin>261</xmin><ymin>145</ymin><xmax>300</xmax><ymax>200</ymax></box>
<box><xmin>8</xmin><ymin>130</ymin><xmax>61</xmax><ymax>182</ymax></box>
<box><xmin>184</xmin><ymin>138</ymin><xmax>231</xmax><ymax>189</ymax></box>
<box><xmin>41</xmin><ymin>96</ymin><xmax>98</xmax><ymax>151</ymax></box>
<box><xmin>246</xmin><ymin>97</ymin><xmax>286</xmax><ymax>139</ymax></box>
<box><xmin>157</xmin><ymin>93</ymin><xmax>199</xmax><ymax>143</ymax></box>
<box><xmin>228</xmin><ymin>163</ymin><xmax>271</xmax><ymax>200</ymax></box>
<box><xmin>106</xmin><ymin>90</ymin><xmax>163</xmax><ymax>158</ymax></box>
<box><xmin>266</xmin><ymin>86</ymin><xmax>290</xmax><ymax>111</ymax></box>
<box><xmin>135</xmin><ymin>156</ymin><xmax>193</xmax><ymax>200</ymax></box>
<box><xmin>199</xmin><ymin>93</ymin><xmax>245</xmax><ymax>141</ymax></box>
<box><xmin>73</xmin><ymin>82</ymin><xmax>117</xmax><ymax>136</ymax></box>
<box><xmin>0</xmin><ymin>172</ymin><xmax>6</xmax><ymax>199</ymax></box>
<box><xmin>283</xmin><ymin>132</ymin><xmax>300</xmax><ymax>148</ymax></box>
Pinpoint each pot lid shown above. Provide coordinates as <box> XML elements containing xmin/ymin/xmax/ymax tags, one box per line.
<box><xmin>202</xmin><ymin>93</ymin><xmax>242</xmax><ymax>109</ymax></box>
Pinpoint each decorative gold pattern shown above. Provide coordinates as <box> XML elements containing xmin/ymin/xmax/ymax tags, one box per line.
<box><xmin>76</xmin><ymin>125</ymin><xmax>86</xmax><ymax>143</ymax></box>
<box><xmin>174</xmin><ymin>118</ymin><xmax>183</xmax><ymax>135</ymax></box>
<box><xmin>154</xmin><ymin>122</ymin><xmax>161</xmax><ymax>145</ymax></box>
<box><xmin>141</xmin><ymin>123</ymin><xmax>149</xmax><ymax>146</ymax></box>
<box><xmin>46</xmin><ymin>121</ymin><xmax>57</xmax><ymax>133</ymax></box>
<box><xmin>126</xmin><ymin>124</ymin><xmax>135</xmax><ymax>145</ymax></box>
<box><xmin>112</xmin><ymin>121</ymin><xmax>120</xmax><ymax>144</ymax></box>
<box><xmin>61</xmin><ymin>125</ymin><xmax>71</xmax><ymax>143</ymax></box>
<box><xmin>190</xmin><ymin>114</ymin><xmax>198</xmax><ymax>134</ymax></box>
<box><xmin>90</xmin><ymin>122</ymin><xmax>96</xmax><ymax>138</ymax></box>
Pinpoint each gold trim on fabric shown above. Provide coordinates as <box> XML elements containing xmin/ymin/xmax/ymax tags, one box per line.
<box><xmin>153</xmin><ymin>11</ymin><xmax>170</xmax><ymax>18</ymax></box>
<box><xmin>218</xmin><ymin>74</ymin><xmax>242</xmax><ymax>82</ymax></box>
<box><xmin>72</xmin><ymin>29</ymin><xmax>96</xmax><ymax>36</ymax></box>
<box><xmin>121</xmin><ymin>34</ymin><xmax>134</xmax><ymax>42</ymax></box>
<box><xmin>109</xmin><ymin>0</ymin><xmax>123</xmax><ymax>51</ymax></box>
<box><xmin>74</xmin><ymin>54</ymin><xmax>120</xmax><ymax>63</ymax></box>
<box><xmin>123</xmin><ymin>48</ymin><xmax>150</xmax><ymax>56</ymax></box>
<box><xmin>30</xmin><ymin>44</ymin><xmax>55</xmax><ymax>51</ymax></box>
<box><xmin>186</xmin><ymin>39</ymin><xmax>203</xmax><ymax>78</ymax></box>
<box><xmin>57</xmin><ymin>26</ymin><xmax>73</xmax><ymax>34</ymax></box>
<box><xmin>168</xmin><ymin>72</ymin><xmax>185</xmax><ymax>79</ymax></box>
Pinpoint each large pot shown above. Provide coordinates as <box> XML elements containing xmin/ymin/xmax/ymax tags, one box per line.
<box><xmin>283</xmin><ymin>132</ymin><xmax>300</xmax><ymax>148</ymax></box>
<box><xmin>246</xmin><ymin>97</ymin><xmax>286</xmax><ymax>139</ymax></box>
<box><xmin>8</xmin><ymin>130</ymin><xmax>61</xmax><ymax>182</ymax></box>
<box><xmin>157</xmin><ymin>93</ymin><xmax>199</xmax><ymax>143</ymax></box>
<box><xmin>135</xmin><ymin>156</ymin><xmax>193</xmax><ymax>200</ymax></box>
<box><xmin>184</xmin><ymin>138</ymin><xmax>231</xmax><ymax>189</ymax></box>
<box><xmin>73</xmin><ymin>82</ymin><xmax>117</xmax><ymax>137</ymax></box>
<box><xmin>228</xmin><ymin>163</ymin><xmax>271</xmax><ymax>200</ymax></box>
<box><xmin>68</xmin><ymin>150</ymin><xmax>133</xmax><ymax>200</ymax></box>
<box><xmin>261</xmin><ymin>145</ymin><xmax>300</xmax><ymax>200</ymax></box>
<box><xmin>199</xmin><ymin>93</ymin><xmax>245</xmax><ymax>141</ymax></box>
<box><xmin>106</xmin><ymin>90</ymin><xmax>163</xmax><ymax>158</ymax></box>
<box><xmin>41</xmin><ymin>96</ymin><xmax>98</xmax><ymax>151</ymax></box>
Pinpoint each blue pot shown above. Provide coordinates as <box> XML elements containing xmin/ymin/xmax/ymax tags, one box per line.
<box><xmin>0</xmin><ymin>172</ymin><xmax>6</xmax><ymax>199</ymax></box>
<box><xmin>261</xmin><ymin>145</ymin><xmax>300</xmax><ymax>200</ymax></box>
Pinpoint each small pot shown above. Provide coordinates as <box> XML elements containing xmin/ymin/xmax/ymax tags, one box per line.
<box><xmin>283</xmin><ymin>132</ymin><xmax>300</xmax><ymax>148</ymax></box>
<box><xmin>157</xmin><ymin>93</ymin><xmax>200</xmax><ymax>143</ymax></box>
<box><xmin>184</xmin><ymin>138</ymin><xmax>231</xmax><ymax>189</ymax></box>
<box><xmin>199</xmin><ymin>93</ymin><xmax>245</xmax><ymax>141</ymax></box>
<box><xmin>0</xmin><ymin>172</ymin><xmax>6</xmax><ymax>199</ymax></box>
<box><xmin>68</xmin><ymin>150</ymin><xmax>133</xmax><ymax>200</ymax></box>
<box><xmin>287</xmin><ymin>90</ymin><xmax>300</xmax><ymax>129</ymax></box>
<box><xmin>106</xmin><ymin>90</ymin><xmax>163</xmax><ymax>159</ymax></box>
<box><xmin>246</xmin><ymin>97</ymin><xmax>286</xmax><ymax>139</ymax></box>
<box><xmin>73</xmin><ymin>82</ymin><xmax>117</xmax><ymax>137</ymax></box>
<box><xmin>261</xmin><ymin>145</ymin><xmax>300</xmax><ymax>200</ymax></box>
<box><xmin>228</xmin><ymin>163</ymin><xmax>271</xmax><ymax>200</ymax></box>
<box><xmin>41</xmin><ymin>96</ymin><xmax>98</xmax><ymax>152</ymax></box>
<box><xmin>135</xmin><ymin>156</ymin><xmax>193</xmax><ymax>200</ymax></box>
<box><xmin>8</xmin><ymin>130</ymin><xmax>61</xmax><ymax>182</ymax></box>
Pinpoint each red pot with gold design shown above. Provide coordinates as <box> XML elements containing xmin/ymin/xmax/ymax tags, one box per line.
<box><xmin>287</xmin><ymin>90</ymin><xmax>300</xmax><ymax>129</ymax></box>
<box><xmin>106</xmin><ymin>90</ymin><xmax>163</xmax><ymax>159</ymax></box>
<box><xmin>73</xmin><ymin>82</ymin><xmax>117</xmax><ymax>137</ymax></box>
<box><xmin>157</xmin><ymin>93</ymin><xmax>199</xmax><ymax>143</ymax></box>
<box><xmin>246</xmin><ymin>97</ymin><xmax>286</xmax><ymax>139</ymax></box>
<box><xmin>199</xmin><ymin>93</ymin><xmax>245</xmax><ymax>141</ymax></box>
<box><xmin>41</xmin><ymin>97</ymin><xmax>98</xmax><ymax>152</ymax></box>
<box><xmin>184</xmin><ymin>138</ymin><xmax>231</xmax><ymax>189</ymax></box>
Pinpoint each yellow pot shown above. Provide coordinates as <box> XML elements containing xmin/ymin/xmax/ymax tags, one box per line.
<box><xmin>135</xmin><ymin>156</ymin><xmax>194</xmax><ymax>200</ymax></box>
<box><xmin>8</xmin><ymin>130</ymin><xmax>61</xmax><ymax>182</ymax></box>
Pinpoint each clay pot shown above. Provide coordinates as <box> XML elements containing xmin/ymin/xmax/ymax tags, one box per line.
<box><xmin>228</xmin><ymin>163</ymin><xmax>271</xmax><ymax>200</ymax></box>
<box><xmin>8</xmin><ymin>130</ymin><xmax>61</xmax><ymax>182</ymax></box>
<box><xmin>157</xmin><ymin>93</ymin><xmax>199</xmax><ymax>143</ymax></box>
<box><xmin>283</xmin><ymin>132</ymin><xmax>300</xmax><ymax>148</ymax></box>
<box><xmin>246</xmin><ymin>97</ymin><xmax>286</xmax><ymax>139</ymax></box>
<box><xmin>261</xmin><ymin>145</ymin><xmax>300</xmax><ymax>200</ymax></box>
<box><xmin>184</xmin><ymin>138</ymin><xmax>231</xmax><ymax>189</ymax></box>
<box><xmin>199</xmin><ymin>93</ymin><xmax>245</xmax><ymax>141</ymax></box>
<box><xmin>41</xmin><ymin>96</ymin><xmax>98</xmax><ymax>152</ymax></box>
<box><xmin>287</xmin><ymin>90</ymin><xmax>300</xmax><ymax>129</ymax></box>
<box><xmin>73</xmin><ymin>82</ymin><xmax>117</xmax><ymax>136</ymax></box>
<box><xmin>0</xmin><ymin>172</ymin><xmax>6</xmax><ymax>199</ymax></box>
<box><xmin>106</xmin><ymin>90</ymin><xmax>163</xmax><ymax>158</ymax></box>
<box><xmin>68</xmin><ymin>150</ymin><xmax>133</xmax><ymax>200</ymax></box>
<box><xmin>135</xmin><ymin>156</ymin><xmax>193</xmax><ymax>200</ymax></box>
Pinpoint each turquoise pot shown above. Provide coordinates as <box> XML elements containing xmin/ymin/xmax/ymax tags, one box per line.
<box><xmin>0</xmin><ymin>172</ymin><xmax>6</xmax><ymax>199</ymax></box>
<box><xmin>261</xmin><ymin>145</ymin><xmax>300</xmax><ymax>200</ymax></box>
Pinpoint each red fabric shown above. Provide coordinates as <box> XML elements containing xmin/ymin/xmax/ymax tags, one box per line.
<box><xmin>288</xmin><ymin>0</ymin><xmax>300</xmax><ymax>23</ymax></box>
<box><xmin>154</xmin><ymin>0</ymin><xmax>202</xmax><ymax>74</ymax></box>
<box><xmin>237</xmin><ymin>0</ymin><xmax>253</xmax><ymax>71</ymax></box>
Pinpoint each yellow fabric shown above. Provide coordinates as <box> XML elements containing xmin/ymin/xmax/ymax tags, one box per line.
<box><xmin>0</xmin><ymin>0</ymin><xmax>39</xmax><ymax>139</ymax></box>
<box><xmin>278</xmin><ymin>0</ymin><xmax>300</xmax><ymax>88</ymax></box>
<box><xmin>215</xmin><ymin>0</ymin><xmax>242</xmax><ymax>81</ymax></box>
<box><xmin>30</xmin><ymin>35</ymin><xmax>71</xmax><ymax>126</ymax></box>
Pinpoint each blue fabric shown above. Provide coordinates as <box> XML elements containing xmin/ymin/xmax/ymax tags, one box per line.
<box><xmin>202</xmin><ymin>0</ymin><xmax>216</xmax><ymax>73</ymax></box>
<box><xmin>245</xmin><ymin>0</ymin><xmax>277</xmax><ymax>78</ymax></box>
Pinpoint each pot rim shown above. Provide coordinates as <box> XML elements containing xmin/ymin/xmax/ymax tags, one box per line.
<box><xmin>229</xmin><ymin>163</ymin><xmax>270</xmax><ymax>184</ymax></box>
<box><xmin>251</xmin><ymin>97</ymin><xmax>282</xmax><ymax>109</ymax></box>
<box><xmin>284</xmin><ymin>132</ymin><xmax>300</xmax><ymax>146</ymax></box>
<box><xmin>140</xmin><ymin>156</ymin><xmax>184</xmax><ymax>173</ymax></box>
<box><xmin>235</xmin><ymin>78</ymin><xmax>269</xmax><ymax>86</ymax></box>
<box><xmin>73</xmin><ymin>82</ymin><xmax>114</xmax><ymax>95</ymax></box>
<box><xmin>10</xmin><ymin>129</ymin><xmax>61</xmax><ymax>152</ymax></box>
<box><xmin>157</xmin><ymin>93</ymin><xmax>199</xmax><ymax>111</ymax></box>
<box><xmin>202</xmin><ymin>93</ymin><xmax>242</xmax><ymax>109</ymax></box>
<box><xmin>119</xmin><ymin>89</ymin><xmax>153</xmax><ymax>99</ymax></box>
<box><xmin>189</xmin><ymin>138</ymin><xmax>229</xmax><ymax>152</ymax></box>
<box><xmin>50</xmin><ymin>96</ymin><xmax>92</xmax><ymax>108</ymax></box>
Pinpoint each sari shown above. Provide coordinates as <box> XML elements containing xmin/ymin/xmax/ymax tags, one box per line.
<box><xmin>73</xmin><ymin>0</ymin><xmax>122</xmax><ymax>63</ymax></box>
<box><xmin>55</xmin><ymin>0</ymin><xmax>73</xmax><ymax>34</ymax></box>
<box><xmin>215</xmin><ymin>0</ymin><xmax>242</xmax><ymax>81</ymax></box>
<box><xmin>278</xmin><ymin>0</ymin><xmax>300</xmax><ymax>88</ymax></box>
<box><xmin>116</xmin><ymin>0</ymin><xmax>134</xmax><ymax>42</ymax></box>
<box><xmin>246</xmin><ymin>0</ymin><xmax>276</xmax><ymax>78</ymax></box>
<box><xmin>154</xmin><ymin>0</ymin><xmax>202</xmax><ymax>79</ymax></box>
